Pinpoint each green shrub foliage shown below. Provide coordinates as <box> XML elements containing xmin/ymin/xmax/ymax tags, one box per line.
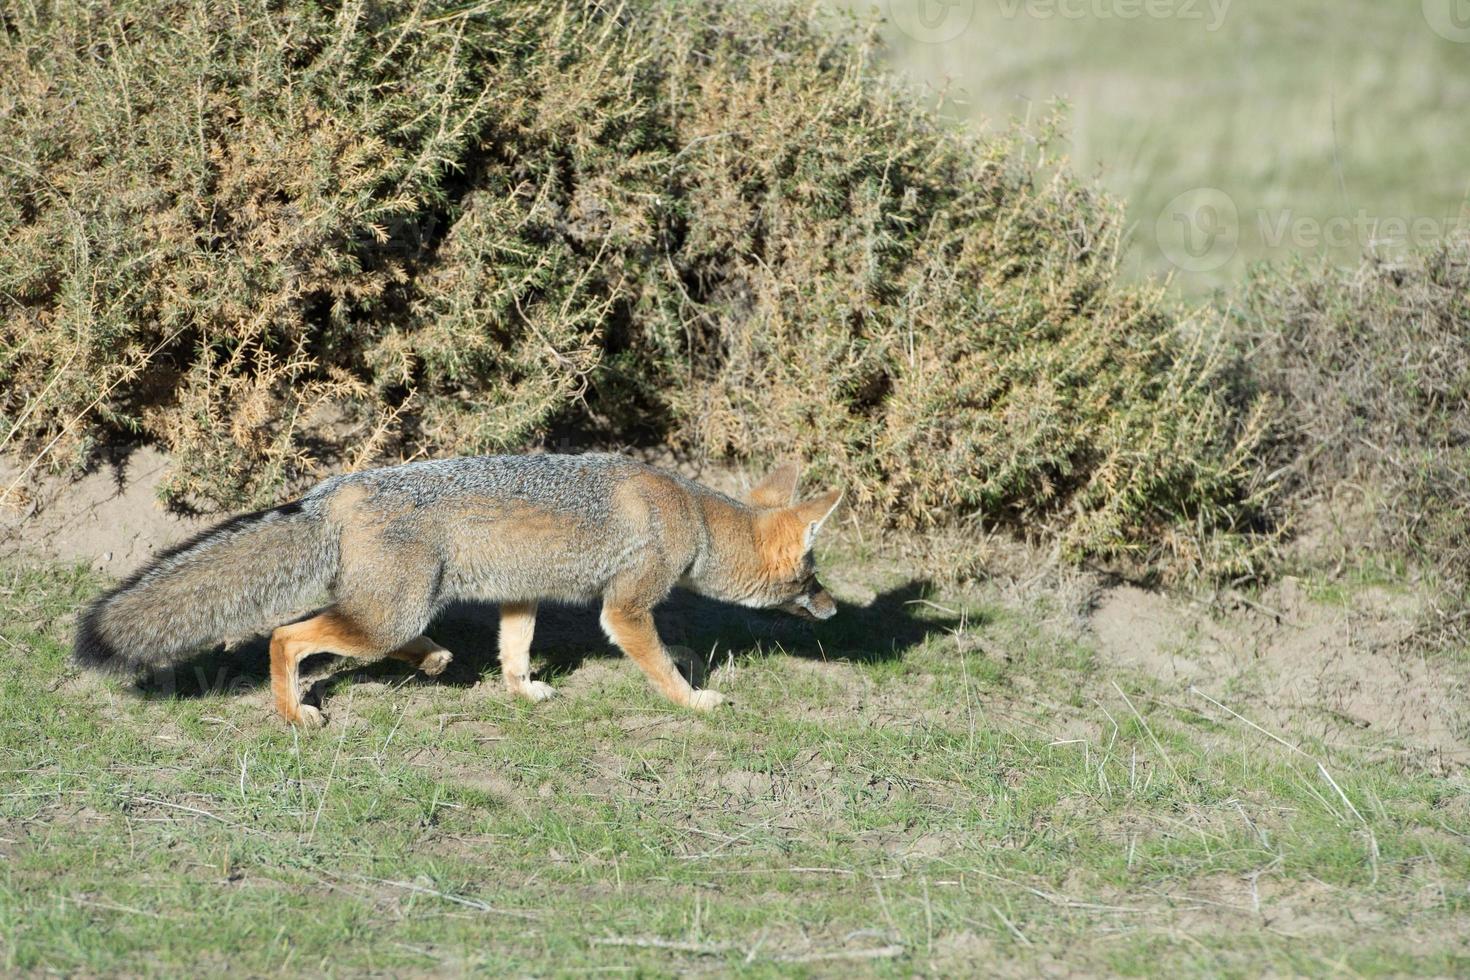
<box><xmin>0</xmin><ymin>0</ymin><xmax>1271</xmax><ymax>576</ymax></box>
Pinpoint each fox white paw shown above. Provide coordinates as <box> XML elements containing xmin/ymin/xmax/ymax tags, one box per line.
<box><xmin>513</xmin><ymin>680</ymin><xmax>557</xmax><ymax>703</ymax></box>
<box><xmin>292</xmin><ymin>704</ymin><xmax>326</xmax><ymax>729</ymax></box>
<box><xmin>419</xmin><ymin>649</ymin><xmax>453</xmax><ymax>677</ymax></box>
<box><xmin>688</xmin><ymin>689</ymin><xmax>726</xmax><ymax>711</ymax></box>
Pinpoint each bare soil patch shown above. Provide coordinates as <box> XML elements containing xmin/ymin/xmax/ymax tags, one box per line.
<box><xmin>1</xmin><ymin>448</ymin><xmax>207</xmax><ymax>572</ymax></box>
<box><xmin>1089</xmin><ymin>576</ymin><xmax>1468</xmax><ymax>768</ymax></box>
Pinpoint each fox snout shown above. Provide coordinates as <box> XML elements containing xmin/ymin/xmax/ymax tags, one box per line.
<box><xmin>781</xmin><ymin>586</ymin><xmax>837</xmax><ymax>622</ymax></box>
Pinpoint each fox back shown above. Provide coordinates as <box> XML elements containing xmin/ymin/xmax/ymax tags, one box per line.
<box><xmin>312</xmin><ymin>452</ymin><xmax>718</xmax><ymax>606</ymax></box>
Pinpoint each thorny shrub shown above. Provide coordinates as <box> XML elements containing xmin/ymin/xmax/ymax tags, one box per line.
<box><xmin>1</xmin><ymin>0</ymin><xmax>1275</xmax><ymax>578</ymax></box>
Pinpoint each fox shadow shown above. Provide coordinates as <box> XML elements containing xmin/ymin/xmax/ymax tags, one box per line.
<box><xmin>132</xmin><ymin>579</ymin><xmax>967</xmax><ymax>701</ymax></box>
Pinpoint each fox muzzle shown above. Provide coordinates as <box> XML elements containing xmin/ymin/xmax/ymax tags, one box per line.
<box><xmin>782</xmin><ymin>586</ymin><xmax>837</xmax><ymax>621</ymax></box>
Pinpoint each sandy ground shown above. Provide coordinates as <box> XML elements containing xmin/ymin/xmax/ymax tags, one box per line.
<box><xmin>1090</xmin><ymin>580</ymin><xmax>1465</xmax><ymax>769</ymax></box>
<box><xmin>4</xmin><ymin>447</ymin><xmax>1465</xmax><ymax>769</ymax></box>
<box><xmin>0</xmin><ymin>447</ymin><xmax>210</xmax><ymax>572</ymax></box>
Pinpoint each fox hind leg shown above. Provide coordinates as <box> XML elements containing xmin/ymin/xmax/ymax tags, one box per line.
<box><xmin>269</xmin><ymin>611</ymin><xmax>393</xmax><ymax>728</ymax></box>
<box><xmin>499</xmin><ymin>601</ymin><xmax>554</xmax><ymax>702</ymax></box>
<box><xmin>272</xmin><ymin>535</ymin><xmax>443</xmax><ymax>726</ymax></box>
<box><xmin>387</xmin><ymin>635</ymin><xmax>453</xmax><ymax>677</ymax></box>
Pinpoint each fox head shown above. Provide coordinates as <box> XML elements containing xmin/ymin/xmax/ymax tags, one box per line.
<box><xmin>700</xmin><ymin>463</ymin><xmax>842</xmax><ymax>621</ymax></box>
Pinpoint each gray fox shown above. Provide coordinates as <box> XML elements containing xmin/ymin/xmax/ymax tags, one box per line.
<box><xmin>74</xmin><ymin>454</ymin><xmax>842</xmax><ymax>726</ymax></box>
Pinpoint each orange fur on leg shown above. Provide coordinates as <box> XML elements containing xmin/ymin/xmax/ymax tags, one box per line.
<box><xmin>600</xmin><ymin>604</ymin><xmax>722</xmax><ymax>710</ymax></box>
<box><xmin>268</xmin><ymin>612</ymin><xmax>381</xmax><ymax>727</ymax></box>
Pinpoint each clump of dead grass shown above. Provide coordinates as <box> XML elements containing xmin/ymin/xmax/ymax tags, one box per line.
<box><xmin>0</xmin><ymin>0</ymin><xmax>1272</xmax><ymax>578</ymax></box>
<box><xmin>1233</xmin><ymin>241</ymin><xmax>1470</xmax><ymax>630</ymax></box>
<box><xmin>1239</xmin><ymin>244</ymin><xmax>1470</xmax><ymax>567</ymax></box>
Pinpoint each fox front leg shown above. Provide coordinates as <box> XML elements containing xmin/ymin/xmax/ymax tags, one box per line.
<box><xmin>599</xmin><ymin>603</ymin><xmax>724</xmax><ymax>711</ymax></box>
<box><xmin>499</xmin><ymin>602</ymin><xmax>555</xmax><ymax>702</ymax></box>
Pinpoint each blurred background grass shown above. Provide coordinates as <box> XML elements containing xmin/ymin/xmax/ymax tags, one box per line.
<box><xmin>846</xmin><ymin>0</ymin><xmax>1470</xmax><ymax>294</ymax></box>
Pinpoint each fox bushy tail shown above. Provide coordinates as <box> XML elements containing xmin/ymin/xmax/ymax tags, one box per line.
<box><xmin>74</xmin><ymin>501</ymin><xmax>338</xmax><ymax>675</ymax></box>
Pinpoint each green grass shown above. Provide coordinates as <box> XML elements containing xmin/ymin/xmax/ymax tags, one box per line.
<box><xmin>3</xmin><ymin>553</ymin><xmax>1468</xmax><ymax>975</ymax></box>
<box><xmin>854</xmin><ymin>0</ymin><xmax>1470</xmax><ymax>295</ymax></box>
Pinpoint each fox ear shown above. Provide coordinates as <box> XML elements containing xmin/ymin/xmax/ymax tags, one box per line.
<box><xmin>748</xmin><ymin>462</ymin><xmax>801</xmax><ymax>508</ymax></box>
<box><xmin>792</xmin><ymin>490</ymin><xmax>843</xmax><ymax>548</ymax></box>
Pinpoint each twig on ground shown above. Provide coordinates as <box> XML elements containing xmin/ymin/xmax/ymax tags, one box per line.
<box><xmin>348</xmin><ymin>874</ymin><xmax>541</xmax><ymax>920</ymax></box>
<box><xmin>591</xmin><ymin>936</ymin><xmax>732</xmax><ymax>955</ymax></box>
<box><xmin>774</xmin><ymin>945</ymin><xmax>905</xmax><ymax>964</ymax></box>
<box><xmin>991</xmin><ymin>905</ymin><xmax>1033</xmax><ymax>947</ymax></box>
<box><xmin>308</xmin><ymin>689</ymin><xmax>354</xmax><ymax>845</ymax></box>
<box><xmin>69</xmin><ymin>896</ymin><xmax>160</xmax><ymax>919</ymax></box>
